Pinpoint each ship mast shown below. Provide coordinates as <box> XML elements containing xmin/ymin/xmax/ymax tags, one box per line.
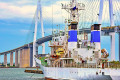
<box><xmin>62</xmin><ymin>0</ymin><xmax>85</xmax><ymax>23</ymax></box>
<box><xmin>62</xmin><ymin>0</ymin><xmax>85</xmax><ymax>51</ymax></box>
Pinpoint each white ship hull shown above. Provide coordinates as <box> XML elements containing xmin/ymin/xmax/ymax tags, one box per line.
<box><xmin>43</xmin><ymin>67</ymin><xmax>120</xmax><ymax>80</ymax></box>
<box><xmin>35</xmin><ymin>58</ymin><xmax>120</xmax><ymax>80</ymax></box>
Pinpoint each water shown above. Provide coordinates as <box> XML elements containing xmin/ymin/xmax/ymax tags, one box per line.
<box><xmin>0</xmin><ymin>68</ymin><xmax>44</xmax><ymax>80</ymax></box>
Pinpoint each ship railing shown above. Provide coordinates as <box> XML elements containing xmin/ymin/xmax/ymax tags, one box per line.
<box><xmin>108</xmin><ymin>62</ymin><xmax>120</xmax><ymax>69</ymax></box>
<box><xmin>45</xmin><ymin>63</ymin><xmax>97</xmax><ymax>68</ymax></box>
<box><xmin>64</xmin><ymin>63</ymin><xmax>97</xmax><ymax>68</ymax></box>
<box><xmin>63</xmin><ymin>63</ymin><xmax>120</xmax><ymax>68</ymax></box>
<box><xmin>48</xmin><ymin>41</ymin><xmax>63</xmax><ymax>46</ymax></box>
<box><xmin>45</xmin><ymin>62</ymin><xmax>120</xmax><ymax>68</ymax></box>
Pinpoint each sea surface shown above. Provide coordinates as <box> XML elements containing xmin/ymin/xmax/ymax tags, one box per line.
<box><xmin>0</xmin><ymin>68</ymin><xmax>119</xmax><ymax>80</ymax></box>
<box><xmin>0</xmin><ymin>68</ymin><xmax>44</xmax><ymax>80</ymax></box>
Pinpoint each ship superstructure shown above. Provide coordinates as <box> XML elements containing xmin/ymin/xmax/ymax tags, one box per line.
<box><xmin>44</xmin><ymin>0</ymin><xmax>109</xmax><ymax>68</ymax></box>
<box><xmin>34</xmin><ymin>0</ymin><xmax>113</xmax><ymax>79</ymax></box>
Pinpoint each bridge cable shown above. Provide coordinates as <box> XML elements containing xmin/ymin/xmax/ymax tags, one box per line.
<box><xmin>114</xmin><ymin>0</ymin><xmax>119</xmax><ymax>26</ymax></box>
<box><xmin>115</xmin><ymin>0</ymin><xmax>120</xmax><ymax>26</ymax></box>
<box><xmin>24</xmin><ymin>10</ymin><xmax>36</xmax><ymax>44</ymax></box>
<box><xmin>85</xmin><ymin>0</ymin><xmax>96</xmax><ymax>28</ymax></box>
<box><xmin>83</xmin><ymin>0</ymin><xmax>93</xmax><ymax>28</ymax></box>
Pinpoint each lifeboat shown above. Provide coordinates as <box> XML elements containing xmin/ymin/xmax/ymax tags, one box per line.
<box><xmin>101</xmin><ymin>49</ymin><xmax>109</xmax><ymax>58</ymax></box>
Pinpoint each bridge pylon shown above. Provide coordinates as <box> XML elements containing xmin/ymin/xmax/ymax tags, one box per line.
<box><xmin>98</xmin><ymin>0</ymin><xmax>115</xmax><ymax>61</ymax></box>
<box><xmin>33</xmin><ymin>0</ymin><xmax>45</xmax><ymax>67</ymax></box>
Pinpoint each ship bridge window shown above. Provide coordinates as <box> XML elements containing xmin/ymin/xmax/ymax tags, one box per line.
<box><xmin>94</xmin><ymin>26</ymin><xmax>100</xmax><ymax>30</ymax></box>
<box><xmin>92</xmin><ymin>24</ymin><xmax>100</xmax><ymax>30</ymax></box>
<box><xmin>78</xmin><ymin>31</ymin><xmax>81</xmax><ymax>35</ymax></box>
<box><xmin>55</xmin><ymin>38</ymin><xmax>59</xmax><ymax>41</ymax></box>
<box><xmin>57</xmin><ymin>38</ymin><xmax>59</xmax><ymax>41</ymax></box>
<box><xmin>71</xmin><ymin>24</ymin><xmax>77</xmax><ymax>30</ymax></box>
<box><xmin>55</xmin><ymin>39</ymin><xmax>57</xmax><ymax>41</ymax></box>
<box><xmin>62</xmin><ymin>34</ymin><xmax>64</xmax><ymax>36</ymax></box>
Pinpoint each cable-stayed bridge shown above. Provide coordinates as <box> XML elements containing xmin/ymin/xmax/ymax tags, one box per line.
<box><xmin>0</xmin><ymin>0</ymin><xmax>120</xmax><ymax>68</ymax></box>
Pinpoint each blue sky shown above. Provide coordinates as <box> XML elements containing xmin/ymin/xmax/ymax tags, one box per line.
<box><xmin>0</xmin><ymin>0</ymin><xmax>120</xmax><ymax>63</ymax></box>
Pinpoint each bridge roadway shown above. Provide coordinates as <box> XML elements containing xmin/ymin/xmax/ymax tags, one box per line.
<box><xmin>0</xmin><ymin>26</ymin><xmax>120</xmax><ymax>67</ymax></box>
<box><xmin>0</xmin><ymin>34</ymin><xmax>53</xmax><ymax>67</ymax></box>
<box><xmin>0</xmin><ymin>35</ymin><xmax>53</xmax><ymax>55</ymax></box>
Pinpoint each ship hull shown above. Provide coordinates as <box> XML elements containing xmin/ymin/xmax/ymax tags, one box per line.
<box><xmin>42</xmin><ymin>67</ymin><xmax>120</xmax><ymax>80</ymax></box>
<box><xmin>34</xmin><ymin>58</ymin><xmax>120</xmax><ymax>80</ymax></box>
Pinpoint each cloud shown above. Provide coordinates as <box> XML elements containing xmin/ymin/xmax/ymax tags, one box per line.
<box><xmin>0</xmin><ymin>0</ymin><xmax>69</xmax><ymax>23</ymax></box>
<box><xmin>0</xmin><ymin>2</ymin><xmax>36</xmax><ymax>19</ymax></box>
<box><xmin>42</xmin><ymin>0</ymin><xmax>120</xmax><ymax>25</ymax></box>
<box><xmin>42</xmin><ymin>1</ymin><xmax>69</xmax><ymax>23</ymax></box>
<box><xmin>0</xmin><ymin>0</ymin><xmax>120</xmax><ymax>25</ymax></box>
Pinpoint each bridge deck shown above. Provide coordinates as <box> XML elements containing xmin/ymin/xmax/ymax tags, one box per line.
<box><xmin>0</xmin><ymin>35</ymin><xmax>53</xmax><ymax>55</ymax></box>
